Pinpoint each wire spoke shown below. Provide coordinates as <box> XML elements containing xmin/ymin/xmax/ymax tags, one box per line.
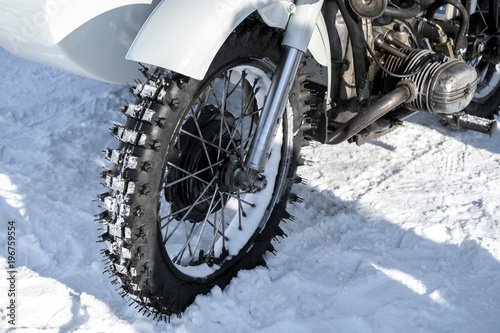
<box><xmin>159</xmin><ymin>62</ymin><xmax>276</xmax><ymax>274</ymax></box>
<box><xmin>243</xmin><ymin>78</ymin><xmax>260</xmax><ymax>116</ymax></box>
<box><xmin>173</xmin><ymin>221</ymin><xmax>200</xmax><ymax>264</ymax></box>
<box><xmin>220</xmin><ymin>70</ymin><xmax>230</xmax><ymax>114</ymax></box>
<box><xmin>209</xmin><ymin>81</ymin><xmax>223</xmax><ymax>110</ymax></box>
<box><xmin>206</xmin><ymin>216</ymin><xmax>228</xmax><ymax>241</ymax></box>
<box><xmin>208</xmin><ymin>206</ymin><xmax>224</xmax><ymax>258</ymax></box>
<box><xmin>236</xmin><ymin>77</ymin><xmax>261</xmax><ymax>156</ymax></box>
<box><xmin>173</xmin><ymin>187</ymin><xmax>222</xmax><ymax>265</ymax></box>
<box><xmin>163</xmin><ymin>175</ymin><xmax>219</xmax><ymax>244</ymax></box>
<box><xmin>197</xmin><ymin>83</ymin><xmax>213</xmax><ymax>110</ymax></box>
<box><xmin>237</xmin><ymin>190</ymin><xmax>243</xmax><ymax>230</ymax></box>
<box><xmin>224</xmin><ymin>190</ymin><xmax>256</xmax><ymax>208</ymax></box>
<box><xmin>177</xmin><ymin>221</ymin><xmax>197</xmax><ymax>264</ymax></box>
<box><xmin>164</xmin><ymin>160</ymin><xmax>224</xmax><ymax>190</ymax></box>
<box><xmin>191</xmin><ymin>114</ymin><xmax>216</xmax><ymax>175</ymax></box>
<box><xmin>178</xmin><ymin>128</ymin><xmax>232</xmax><ymax>155</ymax></box>
<box><xmin>165</xmin><ymin>161</ymin><xmax>214</xmax><ymax>188</ymax></box>
<box><xmin>240</xmin><ymin>72</ymin><xmax>248</xmax><ymax>160</ymax></box>
<box><xmin>217</xmin><ymin>103</ymin><xmax>224</xmax><ymax>162</ymax></box>
<box><xmin>188</xmin><ymin>186</ymin><xmax>220</xmax><ymax>263</ymax></box>
<box><xmin>234</xmin><ymin>108</ymin><xmax>262</xmax><ymax>122</ymax></box>
<box><xmin>216</xmin><ymin>70</ymin><xmax>242</xmax><ymax>151</ymax></box>
<box><xmin>226</xmin><ymin>71</ymin><xmax>245</xmax><ymax>100</ymax></box>
<box><xmin>227</xmin><ymin>79</ymin><xmax>260</xmax><ymax>156</ymax></box>
<box><xmin>160</xmin><ymin>196</ymin><xmax>212</xmax><ymax>224</ymax></box>
<box><xmin>215</xmin><ymin>111</ymin><xmax>240</xmax><ymax>152</ymax></box>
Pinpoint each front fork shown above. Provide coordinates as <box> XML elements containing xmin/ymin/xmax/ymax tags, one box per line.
<box><xmin>241</xmin><ymin>0</ymin><xmax>324</xmax><ymax>188</ymax></box>
<box><xmin>244</xmin><ymin>46</ymin><xmax>303</xmax><ymax>173</ymax></box>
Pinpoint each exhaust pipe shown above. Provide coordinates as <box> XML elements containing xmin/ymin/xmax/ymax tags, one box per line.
<box><xmin>327</xmin><ymin>81</ymin><xmax>416</xmax><ymax>144</ymax></box>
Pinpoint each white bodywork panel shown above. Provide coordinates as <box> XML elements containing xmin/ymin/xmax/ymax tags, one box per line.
<box><xmin>0</xmin><ymin>0</ymin><xmax>152</xmax><ymax>46</ymax></box>
<box><xmin>127</xmin><ymin>0</ymin><xmax>331</xmax><ymax>93</ymax></box>
<box><xmin>0</xmin><ymin>0</ymin><xmax>331</xmax><ymax>90</ymax></box>
<box><xmin>0</xmin><ymin>0</ymin><xmax>157</xmax><ymax>83</ymax></box>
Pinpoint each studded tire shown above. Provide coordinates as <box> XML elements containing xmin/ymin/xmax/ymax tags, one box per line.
<box><xmin>98</xmin><ymin>25</ymin><xmax>310</xmax><ymax>319</ymax></box>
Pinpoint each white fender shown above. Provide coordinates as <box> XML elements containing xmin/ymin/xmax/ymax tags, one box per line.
<box><xmin>127</xmin><ymin>0</ymin><xmax>331</xmax><ymax>93</ymax></box>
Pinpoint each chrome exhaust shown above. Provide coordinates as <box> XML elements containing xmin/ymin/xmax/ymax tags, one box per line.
<box><xmin>327</xmin><ymin>81</ymin><xmax>417</xmax><ymax>144</ymax></box>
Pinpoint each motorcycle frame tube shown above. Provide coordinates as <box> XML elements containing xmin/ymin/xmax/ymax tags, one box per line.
<box><xmin>126</xmin><ymin>0</ymin><xmax>330</xmax><ymax>86</ymax></box>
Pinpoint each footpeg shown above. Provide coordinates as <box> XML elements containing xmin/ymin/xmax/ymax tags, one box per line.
<box><xmin>440</xmin><ymin>111</ymin><xmax>497</xmax><ymax>137</ymax></box>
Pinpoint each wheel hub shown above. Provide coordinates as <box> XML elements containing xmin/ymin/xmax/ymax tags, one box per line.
<box><xmin>220</xmin><ymin>156</ymin><xmax>267</xmax><ymax>192</ymax></box>
<box><xmin>165</xmin><ymin>104</ymin><xmax>268</xmax><ymax>222</ymax></box>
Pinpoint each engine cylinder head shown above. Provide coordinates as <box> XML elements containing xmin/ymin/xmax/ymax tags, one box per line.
<box><xmin>381</xmin><ymin>49</ymin><xmax>478</xmax><ymax>114</ymax></box>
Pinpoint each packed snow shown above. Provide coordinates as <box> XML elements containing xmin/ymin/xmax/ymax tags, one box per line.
<box><xmin>1</xmin><ymin>47</ymin><xmax>500</xmax><ymax>332</ymax></box>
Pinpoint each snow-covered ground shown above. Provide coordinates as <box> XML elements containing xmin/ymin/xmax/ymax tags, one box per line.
<box><xmin>1</xmin><ymin>47</ymin><xmax>499</xmax><ymax>333</ymax></box>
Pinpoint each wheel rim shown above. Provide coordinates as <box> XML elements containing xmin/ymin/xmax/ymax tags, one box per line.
<box><xmin>160</xmin><ymin>62</ymin><xmax>292</xmax><ymax>279</ymax></box>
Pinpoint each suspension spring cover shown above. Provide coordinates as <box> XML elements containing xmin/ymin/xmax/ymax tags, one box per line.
<box><xmin>381</xmin><ymin>49</ymin><xmax>478</xmax><ymax>114</ymax></box>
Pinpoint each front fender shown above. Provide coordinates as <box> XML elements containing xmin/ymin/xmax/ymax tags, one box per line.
<box><xmin>126</xmin><ymin>0</ymin><xmax>331</xmax><ymax>87</ymax></box>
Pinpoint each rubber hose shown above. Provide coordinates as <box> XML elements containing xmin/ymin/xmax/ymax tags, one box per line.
<box><xmin>335</xmin><ymin>0</ymin><xmax>371</xmax><ymax>110</ymax></box>
<box><xmin>425</xmin><ymin>0</ymin><xmax>469</xmax><ymax>54</ymax></box>
<box><xmin>383</xmin><ymin>3</ymin><xmax>422</xmax><ymax>19</ymax></box>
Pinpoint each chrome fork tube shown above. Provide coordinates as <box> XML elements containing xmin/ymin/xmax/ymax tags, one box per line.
<box><xmin>244</xmin><ymin>46</ymin><xmax>304</xmax><ymax>173</ymax></box>
<box><xmin>243</xmin><ymin>0</ymin><xmax>323</xmax><ymax>175</ymax></box>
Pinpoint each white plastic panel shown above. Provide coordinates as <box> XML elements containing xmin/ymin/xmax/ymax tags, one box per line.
<box><xmin>0</xmin><ymin>1</ymin><xmax>157</xmax><ymax>84</ymax></box>
<box><xmin>127</xmin><ymin>0</ymin><xmax>287</xmax><ymax>80</ymax></box>
<box><xmin>0</xmin><ymin>0</ymin><xmax>152</xmax><ymax>47</ymax></box>
<box><xmin>128</xmin><ymin>0</ymin><xmax>330</xmax><ymax>83</ymax></box>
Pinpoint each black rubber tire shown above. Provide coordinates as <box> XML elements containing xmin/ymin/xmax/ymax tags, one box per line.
<box><xmin>464</xmin><ymin>0</ymin><xmax>500</xmax><ymax>118</ymax></box>
<box><xmin>464</xmin><ymin>64</ymin><xmax>500</xmax><ymax>118</ymax></box>
<box><xmin>98</xmin><ymin>24</ymin><xmax>309</xmax><ymax>319</ymax></box>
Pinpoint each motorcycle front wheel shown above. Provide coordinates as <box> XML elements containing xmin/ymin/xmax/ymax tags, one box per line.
<box><xmin>99</xmin><ymin>24</ymin><xmax>308</xmax><ymax>318</ymax></box>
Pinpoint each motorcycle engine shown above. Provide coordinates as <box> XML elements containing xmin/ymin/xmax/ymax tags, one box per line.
<box><xmin>380</xmin><ymin>48</ymin><xmax>478</xmax><ymax>114</ymax></box>
<box><xmin>325</xmin><ymin>3</ymin><xmax>478</xmax><ymax>115</ymax></box>
<box><xmin>362</xmin><ymin>12</ymin><xmax>478</xmax><ymax>115</ymax></box>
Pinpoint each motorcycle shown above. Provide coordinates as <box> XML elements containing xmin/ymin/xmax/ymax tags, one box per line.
<box><xmin>1</xmin><ymin>0</ymin><xmax>499</xmax><ymax>320</ymax></box>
